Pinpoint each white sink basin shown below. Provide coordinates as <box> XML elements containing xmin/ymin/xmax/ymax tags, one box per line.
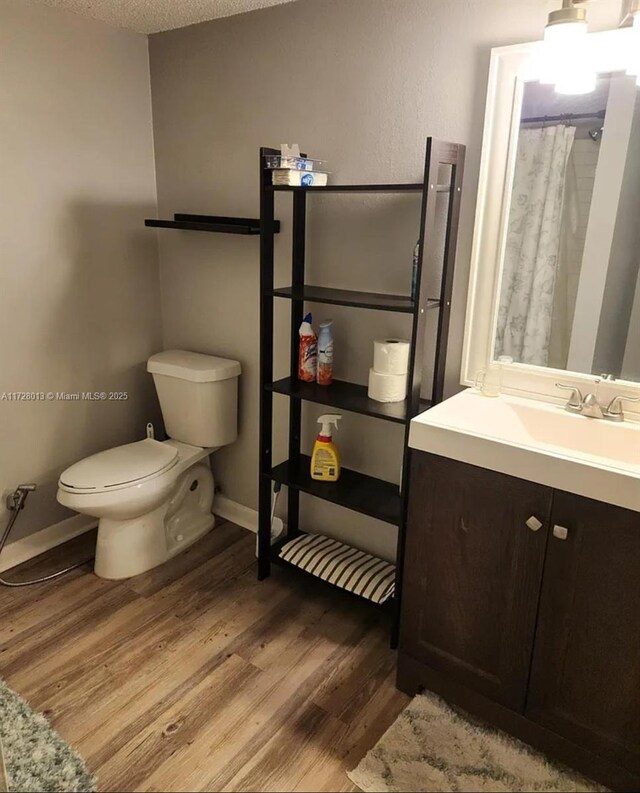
<box><xmin>409</xmin><ymin>389</ymin><xmax>640</xmax><ymax>512</ymax></box>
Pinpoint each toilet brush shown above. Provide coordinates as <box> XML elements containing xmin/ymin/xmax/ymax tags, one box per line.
<box><xmin>255</xmin><ymin>484</ymin><xmax>285</xmax><ymax>555</ymax></box>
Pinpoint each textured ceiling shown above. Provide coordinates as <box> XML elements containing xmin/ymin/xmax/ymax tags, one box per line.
<box><xmin>36</xmin><ymin>0</ymin><xmax>298</xmax><ymax>34</ymax></box>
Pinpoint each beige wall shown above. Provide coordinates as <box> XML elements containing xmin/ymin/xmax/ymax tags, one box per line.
<box><xmin>0</xmin><ymin>1</ymin><xmax>162</xmax><ymax>542</ymax></box>
<box><xmin>148</xmin><ymin>0</ymin><xmax>621</xmax><ymax>561</ymax></box>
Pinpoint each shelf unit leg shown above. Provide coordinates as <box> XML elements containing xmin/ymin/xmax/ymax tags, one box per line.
<box><xmin>287</xmin><ymin>397</ymin><xmax>301</xmax><ymax>538</ymax></box>
<box><xmin>258</xmin><ymin>146</ymin><xmax>279</xmax><ymax>580</ymax></box>
<box><xmin>258</xmin><ymin>474</ymin><xmax>272</xmax><ymax>580</ymax></box>
<box><xmin>392</xmin><ymin>139</ymin><xmax>466</xmax><ymax>648</ymax></box>
<box><xmin>432</xmin><ymin>146</ymin><xmax>465</xmax><ymax>406</ymax></box>
<box><xmin>287</xmin><ymin>191</ymin><xmax>306</xmax><ymax>540</ymax></box>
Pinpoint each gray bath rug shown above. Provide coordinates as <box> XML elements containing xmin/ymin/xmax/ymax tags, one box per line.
<box><xmin>348</xmin><ymin>691</ymin><xmax>607</xmax><ymax>792</ymax></box>
<box><xmin>0</xmin><ymin>679</ymin><xmax>95</xmax><ymax>792</ymax></box>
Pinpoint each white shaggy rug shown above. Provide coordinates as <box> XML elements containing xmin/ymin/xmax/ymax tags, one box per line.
<box><xmin>0</xmin><ymin>679</ymin><xmax>95</xmax><ymax>792</ymax></box>
<box><xmin>348</xmin><ymin>691</ymin><xmax>607</xmax><ymax>793</ymax></box>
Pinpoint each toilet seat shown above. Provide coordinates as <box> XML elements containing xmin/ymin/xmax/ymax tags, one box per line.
<box><xmin>59</xmin><ymin>439</ymin><xmax>179</xmax><ymax>494</ymax></box>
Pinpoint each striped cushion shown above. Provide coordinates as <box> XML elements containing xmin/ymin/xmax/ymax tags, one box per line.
<box><xmin>278</xmin><ymin>532</ymin><xmax>395</xmax><ymax>604</ymax></box>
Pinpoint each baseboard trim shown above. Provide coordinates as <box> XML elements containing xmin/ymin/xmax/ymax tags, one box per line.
<box><xmin>1</xmin><ymin>496</ymin><xmax>268</xmax><ymax>574</ymax></box>
<box><xmin>213</xmin><ymin>495</ymin><xmax>258</xmax><ymax>533</ymax></box>
<box><xmin>214</xmin><ymin>495</ymin><xmax>286</xmax><ymax>545</ymax></box>
<box><xmin>0</xmin><ymin>514</ymin><xmax>97</xmax><ymax>573</ymax></box>
<box><xmin>1</xmin><ymin>497</ymin><xmax>277</xmax><ymax>573</ymax></box>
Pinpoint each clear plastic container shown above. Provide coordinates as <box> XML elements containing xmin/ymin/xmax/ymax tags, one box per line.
<box><xmin>263</xmin><ymin>154</ymin><xmax>326</xmax><ymax>172</ymax></box>
<box><xmin>474</xmin><ymin>355</ymin><xmax>513</xmax><ymax>397</ymax></box>
<box><xmin>474</xmin><ymin>363</ymin><xmax>501</xmax><ymax>397</ymax></box>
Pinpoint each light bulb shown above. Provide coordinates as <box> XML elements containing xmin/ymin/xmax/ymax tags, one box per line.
<box><xmin>545</xmin><ymin>19</ymin><xmax>588</xmax><ymax>43</ymax></box>
<box><xmin>542</xmin><ymin>19</ymin><xmax>596</xmax><ymax>95</ymax></box>
<box><xmin>534</xmin><ymin>1</ymin><xmax>600</xmax><ymax>96</ymax></box>
<box><xmin>539</xmin><ymin>21</ymin><xmax>588</xmax><ymax>84</ymax></box>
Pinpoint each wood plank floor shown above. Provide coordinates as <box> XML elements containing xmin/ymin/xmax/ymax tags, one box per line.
<box><xmin>0</xmin><ymin>521</ymin><xmax>409</xmax><ymax>792</ymax></box>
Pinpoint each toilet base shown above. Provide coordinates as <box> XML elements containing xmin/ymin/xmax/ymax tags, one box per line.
<box><xmin>94</xmin><ymin>462</ymin><xmax>215</xmax><ymax>580</ymax></box>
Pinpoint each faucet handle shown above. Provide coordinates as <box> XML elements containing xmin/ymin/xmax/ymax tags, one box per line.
<box><xmin>556</xmin><ymin>382</ymin><xmax>583</xmax><ymax>411</ymax></box>
<box><xmin>605</xmin><ymin>394</ymin><xmax>640</xmax><ymax>422</ymax></box>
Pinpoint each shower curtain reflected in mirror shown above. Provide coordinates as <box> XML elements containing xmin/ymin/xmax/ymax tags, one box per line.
<box><xmin>495</xmin><ymin>124</ymin><xmax>576</xmax><ymax>366</ymax></box>
<box><xmin>548</xmin><ymin>144</ymin><xmax>580</xmax><ymax>370</ymax></box>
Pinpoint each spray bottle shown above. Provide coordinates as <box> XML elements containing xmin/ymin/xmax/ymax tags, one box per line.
<box><xmin>298</xmin><ymin>313</ymin><xmax>317</xmax><ymax>382</ymax></box>
<box><xmin>310</xmin><ymin>414</ymin><xmax>341</xmax><ymax>482</ymax></box>
<box><xmin>317</xmin><ymin>319</ymin><xmax>334</xmax><ymax>385</ymax></box>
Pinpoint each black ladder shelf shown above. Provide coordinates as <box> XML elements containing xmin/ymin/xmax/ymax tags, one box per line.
<box><xmin>258</xmin><ymin>139</ymin><xmax>465</xmax><ymax>645</ymax></box>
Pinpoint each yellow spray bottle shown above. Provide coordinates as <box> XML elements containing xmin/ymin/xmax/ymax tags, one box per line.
<box><xmin>310</xmin><ymin>414</ymin><xmax>341</xmax><ymax>482</ymax></box>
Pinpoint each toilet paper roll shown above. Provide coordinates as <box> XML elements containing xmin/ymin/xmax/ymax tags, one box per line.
<box><xmin>373</xmin><ymin>338</ymin><xmax>410</xmax><ymax>375</ymax></box>
<box><xmin>368</xmin><ymin>368</ymin><xmax>408</xmax><ymax>403</ymax></box>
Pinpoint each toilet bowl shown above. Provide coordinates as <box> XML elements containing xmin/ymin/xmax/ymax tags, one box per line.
<box><xmin>57</xmin><ymin>350</ymin><xmax>241</xmax><ymax>580</ymax></box>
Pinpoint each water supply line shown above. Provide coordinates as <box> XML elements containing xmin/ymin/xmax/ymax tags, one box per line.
<box><xmin>0</xmin><ymin>484</ymin><xmax>93</xmax><ymax>587</ymax></box>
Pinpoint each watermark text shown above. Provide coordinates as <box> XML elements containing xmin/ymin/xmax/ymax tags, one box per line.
<box><xmin>1</xmin><ymin>391</ymin><xmax>129</xmax><ymax>402</ymax></box>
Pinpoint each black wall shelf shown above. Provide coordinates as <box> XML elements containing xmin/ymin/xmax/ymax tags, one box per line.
<box><xmin>258</xmin><ymin>139</ymin><xmax>466</xmax><ymax>646</ymax></box>
<box><xmin>145</xmin><ymin>213</ymin><xmax>280</xmax><ymax>235</ymax></box>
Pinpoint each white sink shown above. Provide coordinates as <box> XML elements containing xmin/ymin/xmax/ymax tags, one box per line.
<box><xmin>409</xmin><ymin>389</ymin><xmax>640</xmax><ymax>513</ymax></box>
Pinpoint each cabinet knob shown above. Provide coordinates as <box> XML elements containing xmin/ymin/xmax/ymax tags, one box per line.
<box><xmin>553</xmin><ymin>524</ymin><xmax>569</xmax><ymax>540</ymax></box>
<box><xmin>526</xmin><ymin>516</ymin><xmax>543</xmax><ymax>532</ymax></box>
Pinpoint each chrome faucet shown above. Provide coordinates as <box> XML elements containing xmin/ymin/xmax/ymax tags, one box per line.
<box><xmin>556</xmin><ymin>381</ymin><xmax>640</xmax><ymax>422</ymax></box>
<box><xmin>604</xmin><ymin>394</ymin><xmax>640</xmax><ymax>422</ymax></box>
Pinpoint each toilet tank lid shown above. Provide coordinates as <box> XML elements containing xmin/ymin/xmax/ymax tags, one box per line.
<box><xmin>147</xmin><ymin>350</ymin><xmax>241</xmax><ymax>383</ymax></box>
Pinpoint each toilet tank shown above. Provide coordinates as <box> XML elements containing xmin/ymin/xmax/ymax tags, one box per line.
<box><xmin>147</xmin><ymin>350</ymin><xmax>241</xmax><ymax>448</ymax></box>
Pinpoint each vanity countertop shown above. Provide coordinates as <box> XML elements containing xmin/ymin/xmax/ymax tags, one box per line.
<box><xmin>409</xmin><ymin>389</ymin><xmax>640</xmax><ymax>513</ymax></box>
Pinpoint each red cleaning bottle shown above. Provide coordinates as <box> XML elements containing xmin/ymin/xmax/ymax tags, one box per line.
<box><xmin>298</xmin><ymin>313</ymin><xmax>317</xmax><ymax>382</ymax></box>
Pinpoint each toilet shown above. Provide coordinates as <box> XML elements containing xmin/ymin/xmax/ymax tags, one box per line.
<box><xmin>57</xmin><ymin>350</ymin><xmax>241</xmax><ymax>580</ymax></box>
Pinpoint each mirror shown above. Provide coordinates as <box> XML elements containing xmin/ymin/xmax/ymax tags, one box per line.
<box><xmin>493</xmin><ymin>72</ymin><xmax>640</xmax><ymax>381</ymax></box>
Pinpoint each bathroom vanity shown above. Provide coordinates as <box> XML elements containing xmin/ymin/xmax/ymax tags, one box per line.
<box><xmin>396</xmin><ymin>28</ymin><xmax>640</xmax><ymax>790</ymax></box>
<box><xmin>398</xmin><ymin>392</ymin><xmax>640</xmax><ymax>791</ymax></box>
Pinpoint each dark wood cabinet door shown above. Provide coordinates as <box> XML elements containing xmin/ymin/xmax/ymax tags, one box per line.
<box><xmin>400</xmin><ymin>452</ymin><xmax>552</xmax><ymax>711</ymax></box>
<box><xmin>526</xmin><ymin>491</ymin><xmax>640</xmax><ymax>774</ymax></box>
